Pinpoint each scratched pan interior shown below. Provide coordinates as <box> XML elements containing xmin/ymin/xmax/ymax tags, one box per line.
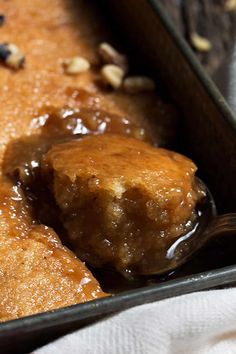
<box><xmin>2</xmin><ymin>1</ymin><xmax>236</xmax><ymax>353</ymax></box>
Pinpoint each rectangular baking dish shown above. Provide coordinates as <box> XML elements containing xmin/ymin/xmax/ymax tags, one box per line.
<box><xmin>2</xmin><ymin>1</ymin><xmax>236</xmax><ymax>353</ymax></box>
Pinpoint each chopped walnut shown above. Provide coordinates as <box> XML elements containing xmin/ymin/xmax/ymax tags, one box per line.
<box><xmin>98</xmin><ymin>42</ymin><xmax>128</xmax><ymax>73</ymax></box>
<box><xmin>190</xmin><ymin>33</ymin><xmax>212</xmax><ymax>52</ymax></box>
<box><xmin>100</xmin><ymin>64</ymin><xmax>125</xmax><ymax>89</ymax></box>
<box><xmin>64</xmin><ymin>56</ymin><xmax>90</xmax><ymax>75</ymax></box>
<box><xmin>0</xmin><ymin>43</ymin><xmax>25</xmax><ymax>69</ymax></box>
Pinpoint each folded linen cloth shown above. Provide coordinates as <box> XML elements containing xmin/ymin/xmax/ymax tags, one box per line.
<box><xmin>35</xmin><ymin>287</ymin><xmax>236</xmax><ymax>354</ymax></box>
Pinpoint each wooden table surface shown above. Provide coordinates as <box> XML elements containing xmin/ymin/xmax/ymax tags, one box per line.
<box><xmin>160</xmin><ymin>0</ymin><xmax>236</xmax><ymax>76</ymax></box>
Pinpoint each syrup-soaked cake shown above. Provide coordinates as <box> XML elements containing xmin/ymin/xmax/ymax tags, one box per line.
<box><xmin>43</xmin><ymin>135</ymin><xmax>204</xmax><ymax>275</ymax></box>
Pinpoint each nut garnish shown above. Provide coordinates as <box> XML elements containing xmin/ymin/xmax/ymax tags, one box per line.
<box><xmin>101</xmin><ymin>64</ymin><xmax>125</xmax><ymax>89</ymax></box>
<box><xmin>225</xmin><ymin>0</ymin><xmax>236</xmax><ymax>11</ymax></box>
<box><xmin>123</xmin><ymin>76</ymin><xmax>156</xmax><ymax>94</ymax></box>
<box><xmin>190</xmin><ymin>33</ymin><xmax>212</xmax><ymax>52</ymax></box>
<box><xmin>64</xmin><ymin>56</ymin><xmax>90</xmax><ymax>75</ymax></box>
<box><xmin>98</xmin><ymin>42</ymin><xmax>128</xmax><ymax>73</ymax></box>
<box><xmin>0</xmin><ymin>43</ymin><xmax>25</xmax><ymax>69</ymax></box>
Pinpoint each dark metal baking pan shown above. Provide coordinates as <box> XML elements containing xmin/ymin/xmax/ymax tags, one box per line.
<box><xmin>2</xmin><ymin>266</ymin><xmax>236</xmax><ymax>354</ymax></box>
<box><xmin>2</xmin><ymin>1</ymin><xmax>236</xmax><ymax>353</ymax></box>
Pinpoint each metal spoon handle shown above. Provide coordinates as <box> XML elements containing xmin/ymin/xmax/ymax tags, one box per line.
<box><xmin>204</xmin><ymin>213</ymin><xmax>236</xmax><ymax>240</ymax></box>
<box><xmin>169</xmin><ymin>213</ymin><xmax>236</xmax><ymax>272</ymax></box>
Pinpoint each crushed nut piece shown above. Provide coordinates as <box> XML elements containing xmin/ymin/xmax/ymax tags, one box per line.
<box><xmin>123</xmin><ymin>76</ymin><xmax>156</xmax><ymax>94</ymax></box>
<box><xmin>101</xmin><ymin>64</ymin><xmax>125</xmax><ymax>89</ymax></box>
<box><xmin>190</xmin><ymin>33</ymin><xmax>212</xmax><ymax>52</ymax></box>
<box><xmin>0</xmin><ymin>43</ymin><xmax>25</xmax><ymax>69</ymax></box>
<box><xmin>225</xmin><ymin>0</ymin><xmax>236</xmax><ymax>11</ymax></box>
<box><xmin>98</xmin><ymin>42</ymin><xmax>128</xmax><ymax>73</ymax></box>
<box><xmin>64</xmin><ymin>56</ymin><xmax>90</xmax><ymax>74</ymax></box>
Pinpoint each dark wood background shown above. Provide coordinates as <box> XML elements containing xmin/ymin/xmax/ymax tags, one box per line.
<box><xmin>160</xmin><ymin>0</ymin><xmax>236</xmax><ymax>75</ymax></box>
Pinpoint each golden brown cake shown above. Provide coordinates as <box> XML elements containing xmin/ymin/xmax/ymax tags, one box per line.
<box><xmin>0</xmin><ymin>0</ymin><xmax>199</xmax><ymax>321</ymax></box>
<box><xmin>42</xmin><ymin>134</ymin><xmax>204</xmax><ymax>275</ymax></box>
<box><xmin>0</xmin><ymin>0</ymin><xmax>176</xmax><ymax>165</ymax></box>
<box><xmin>0</xmin><ymin>178</ymin><xmax>106</xmax><ymax>322</ymax></box>
<box><xmin>0</xmin><ymin>0</ymin><xmax>175</xmax><ymax>320</ymax></box>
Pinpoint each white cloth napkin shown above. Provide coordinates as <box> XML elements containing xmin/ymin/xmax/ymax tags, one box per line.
<box><xmin>35</xmin><ymin>287</ymin><xmax>236</xmax><ymax>354</ymax></box>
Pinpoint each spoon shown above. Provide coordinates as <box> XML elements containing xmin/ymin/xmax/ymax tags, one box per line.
<box><xmin>137</xmin><ymin>179</ymin><xmax>236</xmax><ymax>276</ymax></box>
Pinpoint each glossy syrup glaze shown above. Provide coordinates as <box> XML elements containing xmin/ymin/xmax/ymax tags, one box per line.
<box><xmin>3</xmin><ymin>90</ymin><xmax>150</xmax><ymax>186</ymax></box>
<box><xmin>0</xmin><ymin>0</ymin><xmax>206</xmax><ymax>321</ymax></box>
<box><xmin>0</xmin><ymin>177</ymin><xmax>106</xmax><ymax>322</ymax></box>
<box><xmin>0</xmin><ymin>0</ymin><xmax>177</xmax><ymax>165</ymax></box>
<box><xmin>42</xmin><ymin>134</ymin><xmax>205</xmax><ymax>276</ymax></box>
